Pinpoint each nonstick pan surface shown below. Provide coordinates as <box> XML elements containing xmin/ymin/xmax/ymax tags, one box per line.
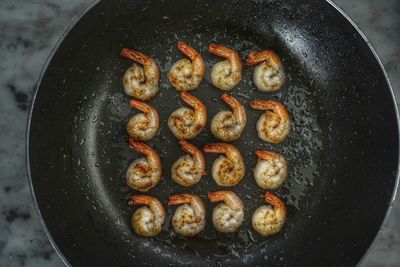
<box><xmin>27</xmin><ymin>0</ymin><xmax>399</xmax><ymax>266</ymax></box>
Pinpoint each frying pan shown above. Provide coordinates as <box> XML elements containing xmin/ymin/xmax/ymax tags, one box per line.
<box><xmin>27</xmin><ymin>0</ymin><xmax>399</xmax><ymax>266</ymax></box>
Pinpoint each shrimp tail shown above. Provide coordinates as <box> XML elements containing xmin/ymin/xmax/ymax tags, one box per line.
<box><xmin>250</xmin><ymin>100</ymin><xmax>270</xmax><ymax>110</ymax></box>
<box><xmin>129</xmin><ymin>139</ymin><xmax>151</xmax><ymax>154</ymax></box>
<box><xmin>247</xmin><ymin>50</ymin><xmax>283</xmax><ymax>69</ymax></box>
<box><xmin>246</xmin><ymin>50</ymin><xmax>274</xmax><ymax>65</ymax></box>
<box><xmin>121</xmin><ymin>48</ymin><xmax>149</xmax><ymax>65</ymax></box>
<box><xmin>203</xmin><ymin>143</ymin><xmax>227</xmax><ymax>154</ymax></box>
<box><xmin>264</xmin><ymin>192</ymin><xmax>285</xmax><ymax>209</ymax></box>
<box><xmin>168</xmin><ymin>194</ymin><xmax>192</xmax><ymax>205</ymax></box>
<box><xmin>208</xmin><ymin>44</ymin><xmax>232</xmax><ymax>58</ymax></box>
<box><xmin>180</xmin><ymin>92</ymin><xmax>199</xmax><ymax>107</ymax></box>
<box><xmin>129</xmin><ymin>99</ymin><xmax>151</xmax><ymax>113</ymax></box>
<box><xmin>177</xmin><ymin>41</ymin><xmax>198</xmax><ymax>60</ymax></box>
<box><xmin>255</xmin><ymin>150</ymin><xmax>277</xmax><ymax>160</ymax></box>
<box><xmin>208</xmin><ymin>191</ymin><xmax>227</xmax><ymax>202</ymax></box>
<box><xmin>129</xmin><ymin>195</ymin><xmax>151</xmax><ymax>206</ymax></box>
<box><xmin>220</xmin><ymin>93</ymin><xmax>238</xmax><ymax>109</ymax></box>
<box><xmin>179</xmin><ymin>140</ymin><xmax>196</xmax><ymax>154</ymax></box>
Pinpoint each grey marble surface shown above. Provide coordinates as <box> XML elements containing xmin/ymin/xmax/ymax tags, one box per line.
<box><xmin>0</xmin><ymin>0</ymin><xmax>399</xmax><ymax>266</ymax></box>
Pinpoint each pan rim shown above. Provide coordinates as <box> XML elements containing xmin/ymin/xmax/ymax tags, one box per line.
<box><xmin>324</xmin><ymin>1</ymin><xmax>400</xmax><ymax>266</ymax></box>
<box><xmin>25</xmin><ymin>0</ymin><xmax>400</xmax><ymax>266</ymax></box>
<box><xmin>25</xmin><ymin>0</ymin><xmax>101</xmax><ymax>266</ymax></box>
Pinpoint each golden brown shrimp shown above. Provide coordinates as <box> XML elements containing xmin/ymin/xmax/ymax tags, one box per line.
<box><xmin>120</xmin><ymin>48</ymin><xmax>160</xmax><ymax>100</ymax></box>
<box><xmin>208</xmin><ymin>191</ymin><xmax>244</xmax><ymax>233</ymax></box>
<box><xmin>254</xmin><ymin>150</ymin><xmax>288</xmax><ymax>189</ymax></box>
<box><xmin>129</xmin><ymin>195</ymin><xmax>166</xmax><ymax>237</ymax></box>
<box><xmin>208</xmin><ymin>44</ymin><xmax>242</xmax><ymax>90</ymax></box>
<box><xmin>252</xmin><ymin>192</ymin><xmax>286</xmax><ymax>237</ymax></box>
<box><xmin>171</xmin><ymin>140</ymin><xmax>206</xmax><ymax>187</ymax></box>
<box><xmin>211</xmin><ymin>93</ymin><xmax>246</xmax><ymax>142</ymax></box>
<box><xmin>168</xmin><ymin>194</ymin><xmax>206</xmax><ymax>237</ymax></box>
<box><xmin>126</xmin><ymin>139</ymin><xmax>162</xmax><ymax>192</ymax></box>
<box><xmin>203</xmin><ymin>143</ymin><xmax>245</xmax><ymax>186</ymax></box>
<box><xmin>168</xmin><ymin>42</ymin><xmax>205</xmax><ymax>91</ymax></box>
<box><xmin>126</xmin><ymin>100</ymin><xmax>159</xmax><ymax>141</ymax></box>
<box><xmin>168</xmin><ymin>92</ymin><xmax>207</xmax><ymax>139</ymax></box>
<box><xmin>247</xmin><ymin>50</ymin><xmax>285</xmax><ymax>92</ymax></box>
<box><xmin>250</xmin><ymin>100</ymin><xmax>291</xmax><ymax>143</ymax></box>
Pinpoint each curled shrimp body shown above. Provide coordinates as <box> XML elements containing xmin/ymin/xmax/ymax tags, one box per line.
<box><xmin>211</xmin><ymin>94</ymin><xmax>246</xmax><ymax>142</ymax></box>
<box><xmin>168</xmin><ymin>194</ymin><xmax>206</xmax><ymax>237</ymax></box>
<box><xmin>203</xmin><ymin>143</ymin><xmax>245</xmax><ymax>186</ymax></box>
<box><xmin>120</xmin><ymin>48</ymin><xmax>160</xmax><ymax>100</ymax></box>
<box><xmin>208</xmin><ymin>191</ymin><xmax>244</xmax><ymax>233</ymax></box>
<box><xmin>250</xmin><ymin>100</ymin><xmax>291</xmax><ymax>143</ymax></box>
<box><xmin>126</xmin><ymin>139</ymin><xmax>162</xmax><ymax>192</ymax></box>
<box><xmin>171</xmin><ymin>140</ymin><xmax>206</xmax><ymax>187</ymax></box>
<box><xmin>127</xmin><ymin>100</ymin><xmax>159</xmax><ymax>141</ymax></box>
<box><xmin>208</xmin><ymin>44</ymin><xmax>242</xmax><ymax>90</ymax></box>
<box><xmin>254</xmin><ymin>150</ymin><xmax>288</xmax><ymax>189</ymax></box>
<box><xmin>247</xmin><ymin>50</ymin><xmax>285</xmax><ymax>92</ymax></box>
<box><xmin>168</xmin><ymin>92</ymin><xmax>207</xmax><ymax>139</ymax></box>
<box><xmin>168</xmin><ymin>42</ymin><xmax>205</xmax><ymax>91</ymax></box>
<box><xmin>129</xmin><ymin>195</ymin><xmax>166</xmax><ymax>237</ymax></box>
<box><xmin>252</xmin><ymin>192</ymin><xmax>286</xmax><ymax>237</ymax></box>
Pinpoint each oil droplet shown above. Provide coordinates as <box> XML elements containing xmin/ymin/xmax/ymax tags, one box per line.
<box><xmin>79</xmin><ymin>138</ymin><xmax>86</xmax><ymax>146</ymax></box>
<box><xmin>92</xmin><ymin>114</ymin><xmax>98</xmax><ymax>123</ymax></box>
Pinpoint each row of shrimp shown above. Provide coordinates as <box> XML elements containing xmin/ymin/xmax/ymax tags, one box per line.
<box><xmin>129</xmin><ymin>191</ymin><xmax>286</xmax><ymax>238</ymax></box>
<box><xmin>121</xmin><ymin>42</ymin><xmax>285</xmax><ymax>101</ymax></box>
<box><xmin>126</xmin><ymin>139</ymin><xmax>287</xmax><ymax>191</ymax></box>
<box><xmin>127</xmin><ymin>93</ymin><xmax>291</xmax><ymax>144</ymax></box>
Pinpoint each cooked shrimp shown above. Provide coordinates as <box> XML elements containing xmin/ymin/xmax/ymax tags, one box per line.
<box><xmin>129</xmin><ymin>195</ymin><xmax>166</xmax><ymax>237</ymax></box>
<box><xmin>126</xmin><ymin>139</ymin><xmax>162</xmax><ymax>192</ymax></box>
<box><xmin>252</xmin><ymin>192</ymin><xmax>286</xmax><ymax>237</ymax></box>
<box><xmin>171</xmin><ymin>140</ymin><xmax>206</xmax><ymax>187</ymax></box>
<box><xmin>120</xmin><ymin>48</ymin><xmax>160</xmax><ymax>100</ymax></box>
<box><xmin>250</xmin><ymin>100</ymin><xmax>291</xmax><ymax>143</ymax></box>
<box><xmin>211</xmin><ymin>93</ymin><xmax>246</xmax><ymax>142</ymax></box>
<box><xmin>168</xmin><ymin>92</ymin><xmax>207</xmax><ymax>139</ymax></box>
<box><xmin>203</xmin><ymin>143</ymin><xmax>245</xmax><ymax>186</ymax></box>
<box><xmin>208</xmin><ymin>44</ymin><xmax>242</xmax><ymax>90</ymax></box>
<box><xmin>168</xmin><ymin>194</ymin><xmax>206</xmax><ymax>237</ymax></box>
<box><xmin>127</xmin><ymin>100</ymin><xmax>159</xmax><ymax>141</ymax></box>
<box><xmin>247</xmin><ymin>50</ymin><xmax>285</xmax><ymax>92</ymax></box>
<box><xmin>208</xmin><ymin>191</ymin><xmax>244</xmax><ymax>233</ymax></box>
<box><xmin>168</xmin><ymin>42</ymin><xmax>205</xmax><ymax>91</ymax></box>
<box><xmin>254</xmin><ymin>150</ymin><xmax>288</xmax><ymax>189</ymax></box>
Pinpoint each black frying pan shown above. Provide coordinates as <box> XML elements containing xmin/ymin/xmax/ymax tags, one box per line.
<box><xmin>27</xmin><ymin>0</ymin><xmax>399</xmax><ymax>266</ymax></box>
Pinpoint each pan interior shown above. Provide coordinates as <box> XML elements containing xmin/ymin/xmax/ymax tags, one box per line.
<box><xmin>28</xmin><ymin>0</ymin><xmax>398</xmax><ymax>266</ymax></box>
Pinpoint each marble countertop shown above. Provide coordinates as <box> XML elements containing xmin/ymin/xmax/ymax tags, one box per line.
<box><xmin>0</xmin><ymin>0</ymin><xmax>399</xmax><ymax>266</ymax></box>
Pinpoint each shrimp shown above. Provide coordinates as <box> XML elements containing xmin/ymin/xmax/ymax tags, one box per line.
<box><xmin>171</xmin><ymin>140</ymin><xmax>206</xmax><ymax>187</ymax></box>
<box><xmin>247</xmin><ymin>50</ymin><xmax>285</xmax><ymax>92</ymax></box>
<box><xmin>203</xmin><ymin>143</ymin><xmax>245</xmax><ymax>186</ymax></box>
<box><xmin>208</xmin><ymin>44</ymin><xmax>242</xmax><ymax>90</ymax></box>
<box><xmin>168</xmin><ymin>194</ymin><xmax>206</xmax><ymax>237</ymax></box>
<box><xmin>127</xmin><ymin>100</ymin><xmax>159</xmax><ymax>141</ymax></box>
<box><xmin>252</xmin><ymin>192</ymin><xmax>286</xmax><ymax>237</ymax></box>
<box><xmin>208</xmin><ymin>191</ymin><xmax>244</xmax><ymax>233</ymax></box>
<box><xmin>254</xmin><ymin>150</ymin><xmax>288</xmax><ymax>189</ymax></box>
<box><xmin>120</xmin><ymin>48</ymin><xmax>160</xmax><ymax>100</ymax></box>
<box><xmin>126</xmin><ymin>139</ymin><xmax>162</xmax><ymax>192</ymax></box>
<box><xmin>168</xmin><ymin>92</ymin><xmax>207</xmax><ymax>139</ymax></box>
<box><xmin>168</xmin><ymin>42</ymin><xmax>205</xmax><ymax>91</ymax></box>
<box><xmin>128</xmin><ymin>195</ymin><xmax>166</xmax><ymax>237</ymax></box>
<box><xmin>211</xmin><ymin>93</ymin><xmax>246</xmax><ymax>142</ymax></box>
<box><xmin>250</xmin><ymin>100</ymin><xmax>291</xmax><ymax>143</ymax></box>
